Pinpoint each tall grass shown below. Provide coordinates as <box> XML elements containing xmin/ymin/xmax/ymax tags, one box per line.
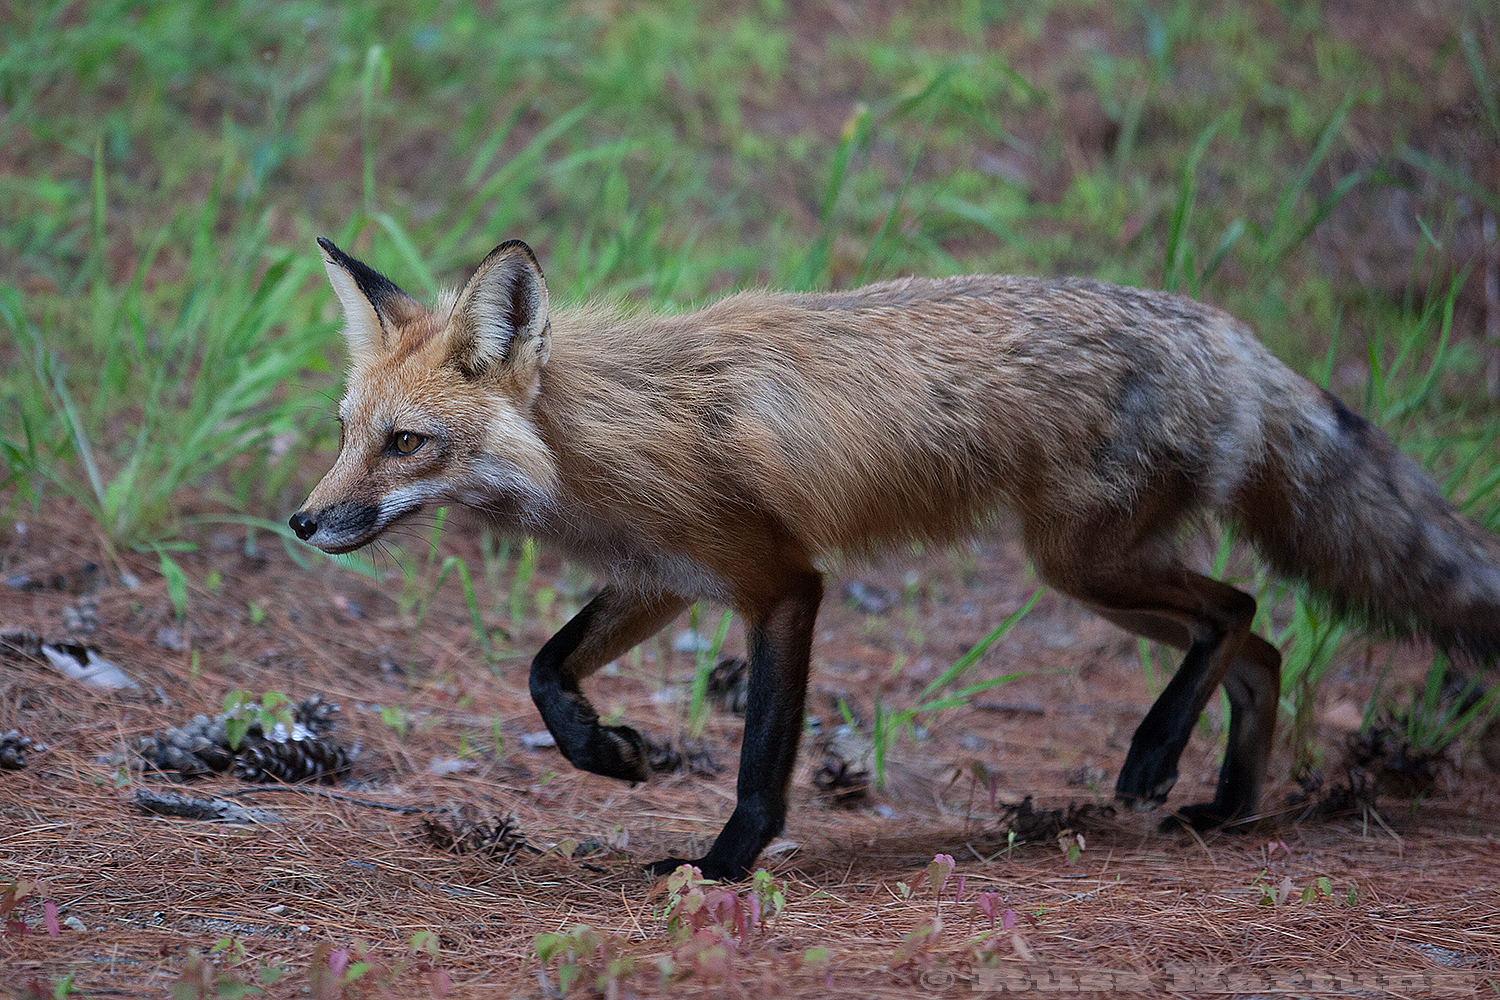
<box><xmin>6</xmin><ymin>172</ymin><xmax>331</xmax><ymax>552</ymax></box>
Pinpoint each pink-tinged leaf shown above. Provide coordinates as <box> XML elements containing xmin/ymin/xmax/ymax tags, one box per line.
<box><xmin>975</xmin><ymin>891</ymin><xmax>1002</xmax><ymax>928</ymax></box>
<box><xmin>4</xmin><ymin>919</ymin><xmax>27</xmax><ymax>938</ymax></box>
<box><xmin>44</xmin><ymin>901</ymin><xmax>59</xmax><ymax>938</ymax></box>
<box><xmin>953</xmin><ymin>875</ymin><xmax>966</xmax><ymax>906</ymax></box>
<box><xmin>427</xmin><ymin>969</ymin><xmax>452</xmax><ymax>996</ymax></box>
<box><xmin>328</xmin><ymin>948</ymin><xmax>350</xmax><ymax>978</ymax></box>
<box><xmin>1001</xmin><ymin>908</ymin><xmax>1018</xmax><ymax>931</ymax></box>
<box><xmin>926</xmin><ymin>853</ymin><xmax>956</xmax><ymax>899</ymax></box>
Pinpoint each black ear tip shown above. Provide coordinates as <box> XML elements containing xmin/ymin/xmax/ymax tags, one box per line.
<box><xmin>487</xmin><ymin>239</ymin><xmax>542</xmax><ymax>275</ymax></box>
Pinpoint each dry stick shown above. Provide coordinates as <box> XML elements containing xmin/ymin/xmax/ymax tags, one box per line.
<box><xmin>217</xmin><ymin>785</ymin><xmax>436</xmax><ymax>813</ymax></box>
<box><xmin>623</xmin><ymin>884</ymin><xmax>648</xmax><ymax>941</ymax></box>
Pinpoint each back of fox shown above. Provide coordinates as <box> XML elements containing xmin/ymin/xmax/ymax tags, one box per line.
<box><xmin>293</xmin><ymin>238</ymin><xmax>1500</xmax><ymax>880</ymax></box>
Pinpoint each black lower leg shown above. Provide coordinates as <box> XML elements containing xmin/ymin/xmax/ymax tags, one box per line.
<box><xmin>1116</xmin><ymin>638</ymin><xmax>1220</xmax><ymax>808</ymax></box>
<box><xmin>1177</xmin><ymin>637</ymin><xmax>1280</xmax><ymax>828</ymax></box>
<box><xmin>649</xmin><ymin>576</ymin><xmax>821</xmax><ymax>880</ymax></box>
<box><xmin>529</xmin><ymin>589</ymin><xmax>683</xmax><ymax>783</ymax></box>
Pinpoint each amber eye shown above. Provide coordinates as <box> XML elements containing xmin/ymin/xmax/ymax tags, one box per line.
<box><xmin>392</xmin><ymin>431</ymin><xmax>426</xmax><ymax>456</ymax></box>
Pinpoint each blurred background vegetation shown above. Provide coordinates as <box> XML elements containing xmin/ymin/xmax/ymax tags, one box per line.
<box><xmin>2</xmin><ymin>0</ymin><xmax>1497</xmax><ymax>554</ymax></box>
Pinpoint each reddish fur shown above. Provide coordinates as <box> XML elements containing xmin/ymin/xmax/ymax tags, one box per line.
<box><xmin>294</xmin><ymin>240</ymin><xmax>1500</xmax><ymax>879</ymax></box>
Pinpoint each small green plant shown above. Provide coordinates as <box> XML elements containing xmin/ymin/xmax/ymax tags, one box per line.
<box><xmin>533</xmin><ymin>923</ymin><xmax>636</xmax><ymax>997</ymax></box>
<box><xmin>663</xmin><ymin>863</ymin><xmax>784</xmax><ymax>945</ymax></box>
<box><xmin>221</xmin><ymin>690</ymin><xmax>294</xmax><ymax>751</ymax></box>
<box><xmin>171</xmin><ymin>937</ymin><xmax>287</xmax><ymax>1000</ymax></box>
<box><xmin>924</xmin><ymin>854</ymin><xmax>960</xmax><ymax>911</ymax></box>
<box><xmin>1056</xmin><ymin>830</ymin><xmax>1085</xmax><ymax>865</ymax></box>
<box><xmin>19</xmin><ymin>973</ymin><xmax>80</xmax><ymax>1000</ymax></box>
<box><xmin>687</xmin><ymin>604</ymin><xmax>735</xmax><ymax>737</ymax></box>
<box><xmin>406</xmin><ymin>930</ymin><xmax>452</xmax><ymax>996</ymax></box>
<box><xmin>1299</xmin><ymin>876</ymin><xmax>1336</xmax><ymax>904</ymax></box>
<box><xmin>973</xmin><ymin>891</ymin><xmax>1017</xmax><ymax>932</ymax></box>
<box><xmin>1249</xmin><ymin>870</ymin><xmax>1350</xmax><ymax>908</ymax></box>
<box><xmin>1</xmin><ymin>878</ymin><xmax>57</xmax><ymax>939</ymax></box>
<box><xmin>379</xmin><ymin>705</ymin><xmax>409</xmax><ymax>740</ymax></box>
<box><xmin>873</xmin><ymin>590</ymin><xmax>1041</xmax><ymax>789</ymax></box>
<box><xmin>307</xmin><ymin>941</ymin><xmax>380</xmax><ymax>1000</ymax></box>
<box><xmin>892</xmin><ymin>914</ymin><xmax>944</xmax><ymax>970</ymax></box>
<box><xmin>658</xmin><ymin>864</ymin><xmax>786</xmax><ymax>986</ymax></box>
<box><xmin>891</xmin><ymin>854</ymin><xmax>973</xmax><ymax>969</ymax></box>
<box><xmin>148</xmin><ymin>541</ymin><xmax>195</xmax><ymax>620</ymax></box>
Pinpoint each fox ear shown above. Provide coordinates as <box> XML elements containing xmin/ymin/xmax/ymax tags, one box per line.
<box><xmin>317</xmin><ymin>237</ymin><xmax>419</xmax><ymax>361</ymax></box>
<box><xmin>447</xmin><ymin>240</ymin><xmax>550</xmax><ymax>380</ymax></box>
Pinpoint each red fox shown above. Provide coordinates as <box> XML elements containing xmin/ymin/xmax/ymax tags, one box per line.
<box><xmin>292</xmin><ymin>237</ymin><xmax>1500</xmax><ymax>880</ymax></box>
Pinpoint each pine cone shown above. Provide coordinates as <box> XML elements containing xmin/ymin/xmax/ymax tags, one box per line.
<box><xmin>420</xmin><ymin>806</ymin><xmax>525</xmax><ymax>862</ymax></box>
<box><xmin>0</xmin><ymin>729</ymin><xmax>32</xmax><ymax>770</ymax></box>
<box><xmin>234</xmin><ymin>736</ymin><xmax>351</xmax><ymax>784</ymax></box>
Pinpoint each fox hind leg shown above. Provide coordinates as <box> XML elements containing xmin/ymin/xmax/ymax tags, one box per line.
<box><xmin>1066</xmin><ymin>572</ymin><xmax>1280</xmax><ymax>829</ymax></box>
<box><xmin>1188</xmin><ymin>630</ymin><xmax>1279</xmax><ymax>826</ymax></box>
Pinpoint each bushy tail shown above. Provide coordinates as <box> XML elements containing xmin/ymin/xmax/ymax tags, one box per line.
<box><xmin>1230</xmin><ymin>385</ymin><xmax>1500</xmax><ymax>664</ymax></box>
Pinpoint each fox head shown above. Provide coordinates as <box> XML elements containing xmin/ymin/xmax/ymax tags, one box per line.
<box><xmin>290</xmin><ymin>238</ymin><xmax>559</xmax><ymax>554</ymax></box>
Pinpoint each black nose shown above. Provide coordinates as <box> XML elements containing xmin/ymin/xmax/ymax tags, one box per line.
<box><xmin>289</xmin><ymin>512</ymin><xmax>318</xmax><ymax>541</ymax></box>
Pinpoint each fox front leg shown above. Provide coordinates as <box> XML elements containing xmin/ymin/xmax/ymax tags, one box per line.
<box><xmin>647</xmin><ymin>571</ymin><xmax>823</xmax><ymax>881</ymax></box>
<box><xmin>529</xmin><ymin>586</ymin><xmax>687</xmax><ymax>783</ymax></box>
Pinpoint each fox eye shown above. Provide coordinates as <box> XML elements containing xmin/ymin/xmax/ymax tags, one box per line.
<box><xmin>391</xmin><ymin>431</ymin><xmax>426</xmax><ymax>456</ymax></box>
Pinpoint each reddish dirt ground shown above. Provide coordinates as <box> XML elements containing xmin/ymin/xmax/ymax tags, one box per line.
<box><xmin>2</xmin><ymin>495</ymin><xmax>1498</xmax><ymax>996</ymax></box>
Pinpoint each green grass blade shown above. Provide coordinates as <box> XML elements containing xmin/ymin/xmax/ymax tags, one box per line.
<box><xmin>1163</xmin><ymin>112</ymin><xmax>1229</xmax><ymax>292</ymax></box>
<box><xmin>917</xmin><ymin>588</ymin><xmax>1042</xmax><ymax>702</ymax></box>
<box><xmin>1399</xmin><ymin>145</ymin><xmax>1500</xmax><ymax>214</ymax></box>
<box><xmin>789</xmin><ymin>104</ymin><xmax>869</xmax><ymax>291</ymax></box>
<box><xmin>1270</xmin><ymin>91</ymin><xmax>1355</xmax><ymax>255</ymax></box>
<box><xmin>1461</xmin><ymin>29</ymin><xmax>1499</xmax><ymax>139</ymax></box>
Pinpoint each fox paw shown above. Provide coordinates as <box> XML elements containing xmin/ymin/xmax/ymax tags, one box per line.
<box><xmin>1114</xmin><ymin>761</ymin><xmax>1178</xmax><ymax>810</ymax></box>
<box><xmin>574</xmin><ymin>722</ymin><xmax>651</xmax><ymax>783</ymax></box>
<box><xmin>1161</xmin><ymin>800</ymin><xmax>1255</xmax><ymax>833</ymax></box>
<box><xmin>645</xmin><ymin>855</ymin><xmax>750</xmax><ymax>882</ymax></box>
<box><xmin>1116</xmin><ymin>773</ymin><xmax>1170</xmax><ymax>815</ymax></box>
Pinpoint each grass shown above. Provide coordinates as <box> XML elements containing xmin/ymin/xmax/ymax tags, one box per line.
<box><xmin>4</xmin><ymin>1</ymin><xmax>1495</xmax><ymax>540</ymax></box>
<box><xmin>1</xmin><ymin>0</ymin><xmax>1498</xmax><ymax>989</ymax></box>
